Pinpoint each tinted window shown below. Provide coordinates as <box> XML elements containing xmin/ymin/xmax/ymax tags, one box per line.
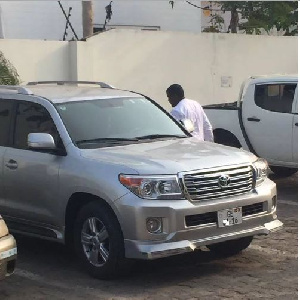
<box><xmin>14</xmin><ymin>102</ymin><xmax>59</xmax><ymax>149</ymax></box>
<box><xmin>55</xmin><ymin>97</ymin><xmax>186</xmax><ymax>149</ymax></box>
<box><xmin>255</xmin><ymin>84</ymin><xmax>296</xmax><ymax>113</ymax></box>
<box><xmin>0</xmin><ymin>100</ymin><xmax>14</xmax><ymax>146</ymax></box>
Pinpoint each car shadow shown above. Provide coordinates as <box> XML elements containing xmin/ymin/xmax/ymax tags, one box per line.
<box><xmin>14</xmin><ymin>233</ymin><xmax>227</xmax><ymax>284</ymax></box>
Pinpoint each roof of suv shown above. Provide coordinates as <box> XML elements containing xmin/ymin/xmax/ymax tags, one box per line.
<box><xmin>29</xmin><ymin>86</ymin><xmax>141</xmax><ymax>104</ymax></box>
<box><xmin>0</xmin><ymin>83</ymin><xmax>141</xmax><ymax>104</ymax></box>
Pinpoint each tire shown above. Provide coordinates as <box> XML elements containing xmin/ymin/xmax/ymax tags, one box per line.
<box><xmin>269</xmin><ymin>166</ymin><xmax>298</xmax><ymax>177</ymax></box>
<box><xmin>74</xmin><ymin>201</ymin><xmax>126</xmax><ymax>279</ymax></box>
<box><xmin>207</xmin><ymin>236</ymin><xmax>253</xmax><ymax>257</ymax></box>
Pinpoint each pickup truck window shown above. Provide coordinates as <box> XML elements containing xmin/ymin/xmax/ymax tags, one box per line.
<box><xmin>255</xmin><ymin>84</ymin><xmax>297</xmax><ymax>114</ymax></box>
<box><xmin>14</xmin><ymin>102</ymin><xmax>60</xmax><ymax>149</ymax></box>
<box><xmin>0</xmin><ymin>100</ymin><xmax>14</xmax><ymax>146</ymax></box>
<box><xmin>55</xmin><ymin>97</ymin><xmax>187</xmax><ymax>149</ymax></box>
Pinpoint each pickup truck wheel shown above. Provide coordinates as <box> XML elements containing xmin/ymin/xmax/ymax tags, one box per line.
<box><xmin>74</xmin><ymin>202</ymin><xmax>126</xmax><ymax>279</ymax></box>
<box><xmin>207</xmin><ymin>236</ymin><xmax>253</xmax><ymax>257</ymax></box>
<box><xmin>269</xmin><ymin>166</ymin><xmax>297</xmax><ymax>177</ymax></box>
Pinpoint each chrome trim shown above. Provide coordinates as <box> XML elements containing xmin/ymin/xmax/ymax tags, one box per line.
<box><xmin>179</xmin><ymin>164</ymin><xmax>254</xmax><ymax>201</ymax></box>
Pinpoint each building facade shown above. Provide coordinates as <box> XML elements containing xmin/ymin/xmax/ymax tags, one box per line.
<box><xmin>0</xmin><ymin>1</ymin><xmax>206</xmax><ymax>40</ymax></box>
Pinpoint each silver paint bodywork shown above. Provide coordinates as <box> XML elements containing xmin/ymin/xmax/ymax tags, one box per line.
<box><xmin>0</xmin><ymin>85</ymin><xmax>282</xmax><ymax>259</ymax></box>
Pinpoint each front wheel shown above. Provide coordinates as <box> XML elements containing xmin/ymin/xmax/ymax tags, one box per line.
<box><xmin>207</xmin><ymin>236</ymin><xmax>253</xmax><ymax>257</ymax></box>
<box><xmin>74</xmin><ymin>202</ymin><xmax>126</xmax><ymax>279</ymax></box>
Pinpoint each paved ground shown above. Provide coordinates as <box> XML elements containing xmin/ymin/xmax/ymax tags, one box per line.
<box><xmin>0</xmin><ymin>173</ymin><xmax>298</xmax><ymax>300</ymax></box>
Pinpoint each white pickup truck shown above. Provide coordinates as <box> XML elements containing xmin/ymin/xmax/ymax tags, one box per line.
<box><xmin>204</xmin><ymin>75</ymin><xmax>298</xmax><ymax>176</ymax></box>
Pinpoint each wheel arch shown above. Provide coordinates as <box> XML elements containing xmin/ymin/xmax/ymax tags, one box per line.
<box><xmin>213</xmin><ymin>128</ymin><xmax>242</xmax><ymax>148</ymax></box>
<box><xmin>64</xmin><ymin>192</ymin><xmax>123</xmax><ymax>247</ymax></box>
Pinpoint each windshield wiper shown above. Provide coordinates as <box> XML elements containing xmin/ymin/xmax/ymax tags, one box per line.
<box><xmin>76</xmin><ymin>137</ymin><xmax>139</xmax><ymax>145</ymax></box>
<box><xmin>135</xmin><ymin>134</ymin><xmax>187</xmax><ymax>140</ymax></box>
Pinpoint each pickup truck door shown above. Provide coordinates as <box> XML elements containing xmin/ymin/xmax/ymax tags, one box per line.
<box><xmin>242</xmin><ymin>82</ymin><xmax>297</xmax><ymax>165</ymax></box>
<box><xmin>292</xmin><ymin>87</ymin><xmax>298</xmax><ymax>162</ymax></box>
<box><xmin>3</xmin><ymin>99</ymin><xmax>61</xmax><ymax>227</ymax></box>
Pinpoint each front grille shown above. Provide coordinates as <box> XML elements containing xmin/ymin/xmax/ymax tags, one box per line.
<box><xmin>182</xmin><ymin>164</ymin><xmax>254</xmax><ymax>201</ymax></box>
<box><xmin>185</xmin><ymin>202</ymin><xmax>265</xmax><ymax>227</ymax></box>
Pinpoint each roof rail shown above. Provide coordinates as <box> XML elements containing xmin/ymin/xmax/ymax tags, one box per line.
<box><xmin>27</xmin><ymin>81</ymin><xmax>114</xmax><ymax>89</ymax></box>
<box><xmin>0</xmin><ymin>85</ymin><xmax>33</xmax><ymax>95</ymax></box>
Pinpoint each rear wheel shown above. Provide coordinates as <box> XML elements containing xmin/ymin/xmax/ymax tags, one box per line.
<box><xmin>74</xmin><ymin>201</ymin><xmax>127</xmax><ymax>279</ymax></box>
<box><xmin>270</xmin><ymin>166</ymin><xmax>298</xmax><ymax>177</ymax></box>
<box><xmin>207</xmin><ymin>236</ymin><xmax>253</xmax><ymax>257</ymax></box>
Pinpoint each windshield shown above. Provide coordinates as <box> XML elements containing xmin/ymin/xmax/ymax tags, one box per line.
<box><xmin>55</xmin><ymin>97</ymin><xmax>187</xmax><ymax>148</ymax></box>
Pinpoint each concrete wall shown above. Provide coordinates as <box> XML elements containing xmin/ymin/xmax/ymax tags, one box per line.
<box><xmin>0</xmin><ymin>30</ymin><xmax>297</xmax><ymax>110</ymax></box>
<box><xmin>82</xmin><ymin>30</ymin><xmax>298</xmax><ymax>109</ymax></box>
<box><xmin>0</xmin><ymin>39</ymin><xmax>70</xmax><ymax>83</ymax></box>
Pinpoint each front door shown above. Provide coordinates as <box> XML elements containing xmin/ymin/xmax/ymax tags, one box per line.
<box><xmin>242</xmin><ymin>82</ymin><xmax>297</xmax><ymax>165</ymax></box>
<box><xmin>3</xmin><ymin>100</ymin><xmax>62</xmax><ymax>226</ymax></box>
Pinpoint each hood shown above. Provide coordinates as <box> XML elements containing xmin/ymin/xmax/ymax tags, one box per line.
<box><xmin>80</xmin><ymin>137</ymin><xmax>257</xmax><ymax>175</ymax></box>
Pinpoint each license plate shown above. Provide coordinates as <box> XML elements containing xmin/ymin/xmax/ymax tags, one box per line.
<box><xmin>0</xmin><ymin>247</ymin><xmax>17</xmax><ymax>260</ymax></box>
<box><xmin>218</xmin><ymin>207</ymin><xmax>242</xmax><ymax>227</ymax></box>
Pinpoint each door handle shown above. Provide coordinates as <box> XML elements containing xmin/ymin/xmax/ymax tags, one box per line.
<box><xmin>5</xmin><ymin>159</ymin><xmax>18</xmax><ymax>170</ymax></box>
<box><xmin>295</xmin><ymin>123</ymin><xmax>298</xmax><ymax>127</ymax></box>
<box><xmin>247</xmin><ymin>117</ymin><xmax>261</xmax><ymax>122</ymax></box>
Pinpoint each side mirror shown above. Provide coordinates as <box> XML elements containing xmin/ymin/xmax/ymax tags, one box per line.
<box><xmin>28</xmin><ymin>133</ymin><xmax>56</xmax><ymax>150</ymax></box>
<box><xmin>181</xmin><ymin>119</ymin><xmax>194</xmax><ymax>133</ymax></box>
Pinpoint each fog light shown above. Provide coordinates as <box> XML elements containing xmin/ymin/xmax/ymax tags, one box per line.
<box><xmin>146</xmin><ymin>217</ymin><xmax>162</xmax><ymax>234</ymax></box>
<box><xmin>272</xmin><ymin>196</ymin><xmax>277</xmax><ymax>210</ymax></box>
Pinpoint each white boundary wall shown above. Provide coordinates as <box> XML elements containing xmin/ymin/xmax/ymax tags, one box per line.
<box><xmin>0</xmin><ymin>30</ymin><xmax>297</xmax><ymax>109</ymax></box>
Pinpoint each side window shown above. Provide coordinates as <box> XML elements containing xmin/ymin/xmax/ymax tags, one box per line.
<box><xmin>14</xmin><ymin>102</ymin><xmax>59</xmax><ymax>149</ymax></box>
<box><xmin>0</xmin><ymin>99</ymin><xmax>14</xmax><ymax>146</ymax></box>
<box><xmin>255</xmin><ymin>84</ymin><xmax>296</xmax><ymax>113</ymax></box>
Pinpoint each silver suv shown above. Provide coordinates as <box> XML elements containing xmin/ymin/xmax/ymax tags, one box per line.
<box><xmin>0</xmin><ymin>81</ymin><xmax>282</xmax><ymax>279</ymax></box>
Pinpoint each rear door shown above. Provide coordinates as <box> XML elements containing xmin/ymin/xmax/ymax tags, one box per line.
<box><xmin>292</xmin><ymin>86</ymin><xmax>298</xmax><ymax>162</ymax></box>
<box><xmin>0</xmin><ymin>99</ymin><xmax>14</xmax><ymax>213</ymax></box>
<box><xmin>242</xmin><ymin>82</ymin><xmax>297</xmax><ymax>165</ymax></box>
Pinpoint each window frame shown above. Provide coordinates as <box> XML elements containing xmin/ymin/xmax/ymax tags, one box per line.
<box><xmin>254</xmin><ymin>83</ymin><xmax>297</xmax><ymax>114</ymax></box>
<box><xmin>0</xmin><ymin>98</ymin><xmax>16</xmax><ymax>147</ymax></box>
<box><xmin>10</xmin><ymin>99</ymin><xmax>65</xmax><ymax>154</ymax></box>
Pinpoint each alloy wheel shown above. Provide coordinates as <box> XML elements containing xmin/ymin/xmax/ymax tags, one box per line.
<box><xmin>81</xmin><ymin>217</ymin><xmax>110</xmax><ymax>267</ymax></box>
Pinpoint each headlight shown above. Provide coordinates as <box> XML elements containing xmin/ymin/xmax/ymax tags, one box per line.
<box><xmin>253</xmin><ymin>158</ymin><xmax>268</xmax><ymax>186</ymax></box>
<box><xmin>119</xmin><ymin>174</ymin><xmax>184</xmax><ymax>199</ymax></box>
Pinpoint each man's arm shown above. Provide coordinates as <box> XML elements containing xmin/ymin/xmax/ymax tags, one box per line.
<box><xmin>203</xmin><ymin>111</ymin><xmax>214</xmax><ymax>142</ymax></box>
<box><xmin>170</xmin><ymin>108</ymin><xmax>185</xmax><ymax>121</ymax></box>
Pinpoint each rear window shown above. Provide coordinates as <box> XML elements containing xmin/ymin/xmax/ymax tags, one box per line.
<box><xmin>0</xmin><ymin>99</ymin><xmax>14</xmax><ymax>146</ymax></box>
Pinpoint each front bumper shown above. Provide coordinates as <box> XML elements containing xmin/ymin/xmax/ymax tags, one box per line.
<box><xmin>124</xmin><ymin>219</ymin><xmax>283</xmax><ymax>259</ymax></box>
<box><xmin>115</xmin><ymin>178</ymin><xmax>282</xmax><ymax>260</ymax></box>
<box><xmin>0</xmin><ymin>234</ymin><xmax>17</xmax><ymax>280</ymax></box>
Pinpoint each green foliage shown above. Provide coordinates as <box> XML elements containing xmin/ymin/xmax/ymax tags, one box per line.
<box><xmin>0</xmin><ymin>51</ymin><xmax>20</xmax><ymax>85</ymax></box>
<box><xmin>215</xmin><ymin>1</ymin><xmax>298</xmax><ymax>35</ymax></box>
<box><xmin>204</xmin><ymin>12</ymin><xmax>224</xmax><ymax>32</ymax></box>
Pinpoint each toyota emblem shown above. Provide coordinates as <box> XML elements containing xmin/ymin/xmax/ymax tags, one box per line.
<box><xmin>218</xmin><ymin>174</ymin><xmax>230</xmax><ymax>188</ymax></box>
